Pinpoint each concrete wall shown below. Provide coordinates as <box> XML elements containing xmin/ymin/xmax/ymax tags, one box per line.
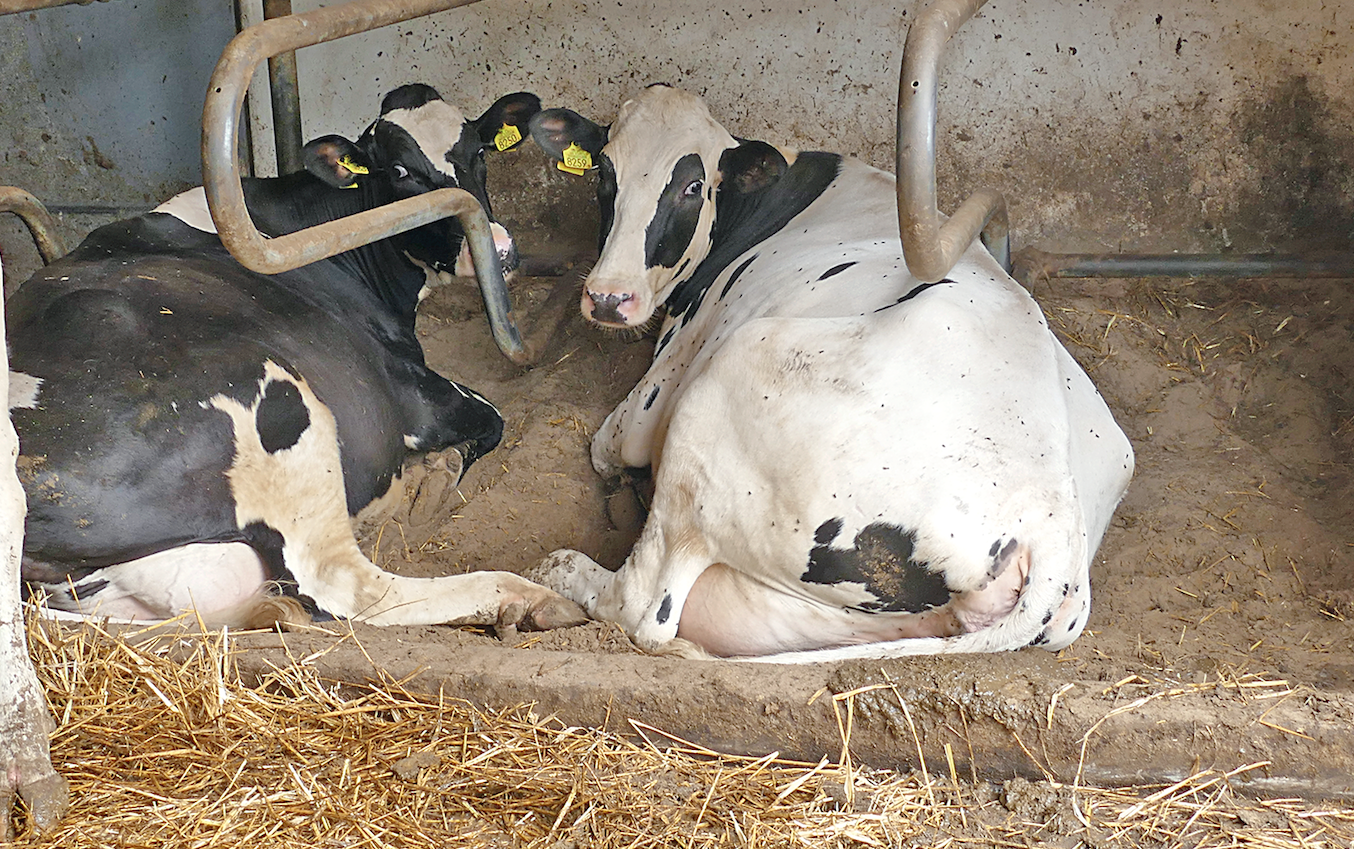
<box><xmin>0</xmin><ymin>0</ymin><xmax>236</xmax><ymax>285</ymax></box>
<box><xmin>3</xmin><ymin>0</ymin><xmax>1352</xmax><ymax>283</ymax></box>
<box><xmin>256</xmin><ymin>0</ymin><xmax>1354</xmax><ymax>260</ymax></box>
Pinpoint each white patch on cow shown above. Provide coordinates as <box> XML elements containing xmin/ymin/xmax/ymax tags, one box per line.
<box><xmin>207</xmin><ymin>359</ymin><xmax>580</xmax><ymax>628</ymax></box>
<box><xmin>153</xmin><ymin>186</ymin><xmax>216</xmax><ymax>233</ymax></box>
<box><xmin>7</xmin><ymin>371</ymin><xmax>42</xmax><ymax>410</ymax></box>
<box><xmin>32</xmin><ymin>542</ymin><xmax>269</xmax><ymax>622</ymax></box>
<box><xmin>582</xmin><ymin>87</ymin><xmax>735</xmax><ymax>325</ymax></box>
<box><xmin>381</xmin><ymin>99</ymin><xmax>468</xmax><ymax>182</ymax></box>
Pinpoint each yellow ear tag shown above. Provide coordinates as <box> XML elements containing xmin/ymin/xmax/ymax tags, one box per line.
<box><xmin>337</xmin><ymin>153</ymin><xmax>369</xmax><ymax>189</ymax></box>
<box><xmin>557</xmin><ymin>142</ymin><xmax>593</xmax><ymax>176</ymax></box>
<box><xmin>493</xmin><ymin>123</ymin><xmax>523</xmax><ymax>151</ymax></box>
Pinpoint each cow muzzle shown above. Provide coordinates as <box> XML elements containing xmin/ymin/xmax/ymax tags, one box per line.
<box><xmin>454</xmin><ymin>221</ymin><xmax>519</xmax><ymax>277</ymax></box>
<box><xmin>582</xmin><ymin>287</ymin><xmax>643</xmax><ymax>327</ymax></box>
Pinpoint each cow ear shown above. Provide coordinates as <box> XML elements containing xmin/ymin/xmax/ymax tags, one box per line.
<box><xmin>528</xmin><ymin>108</ymin><xmax>608</xmax><ymax>163</ymax></box>
<box><xmin>471</xmin><ymin>92</ymin><xmax>543</xmax><ymax>150</ymax></box>
<box><xmin>718</xmin><ymin>140</ymin><xmax>788</xmax><ymax>196</ymax></box>
<box><xmin>303</xmin><ymin>135</ymin><xmax>371</xmax><ymax>188</ymax></box>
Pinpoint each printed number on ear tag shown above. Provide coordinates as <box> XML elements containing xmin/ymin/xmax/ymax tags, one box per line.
<box><xmin>557</xmin><ymin>142</ymin><xmax>593</xmax><ymax>176</ymax></box>
<box><xmin>494</xmin><ymin>123</ymin><xmax>523</xmax><ymax>151</ymax></box>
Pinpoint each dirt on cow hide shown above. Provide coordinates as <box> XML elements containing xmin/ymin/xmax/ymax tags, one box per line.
<box><xmin>341</xmin><ymin>259</ymin><xmax>1354</xmax><ymax>780</ymax></box>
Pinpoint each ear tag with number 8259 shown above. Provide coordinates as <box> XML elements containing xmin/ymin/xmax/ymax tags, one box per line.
<box><xmin>557</xmin><ymin>142</ymin><xmax>593</xmax><ymax>176</ymax></box>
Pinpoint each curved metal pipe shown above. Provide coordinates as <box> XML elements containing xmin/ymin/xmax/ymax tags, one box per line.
<box><xmin>202</xmin><ymin>0</ymin><xmax>532</xmax><ymax>363</ymax></box>
<box><xmin>0</xmin><ymin>186</ymin><xmax>66</xmax><ymax>265</ymax></box>
<box><xmin>897</xmin><ymin>0</ymin><xmax>1009</xmax><ymax>282</ymax></box>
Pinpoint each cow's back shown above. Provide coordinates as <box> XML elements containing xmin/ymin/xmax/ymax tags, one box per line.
<box><xmin>7</xmin><ymin>215</ymin><xmax>408</xmax><ymax>570</ymax></box>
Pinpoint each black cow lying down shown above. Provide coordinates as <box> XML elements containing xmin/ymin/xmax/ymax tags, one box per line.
<box><xmin>5</xmin><ymin>84</ymin><xmax>585</xmax><ymax>632</ymax></box>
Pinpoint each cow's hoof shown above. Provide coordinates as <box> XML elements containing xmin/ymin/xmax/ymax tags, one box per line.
<box><xmin>408</xmin><ymin>463</ymin><xmax>458</xmax><ymax>529</ymax></box>
<box><xmin>2</xmin><ymin>769</ymin><xmax>69</xmax><ymax>840</ymax></box>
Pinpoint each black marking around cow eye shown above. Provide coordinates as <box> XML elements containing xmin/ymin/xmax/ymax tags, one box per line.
<box><xmin>643</xmin><ymin>385</ymin><xmax>661</xmax><ymax>410</ymax></box>
<box><xmin>817</xmin><ymin>261</ymin><xmax>856</xmax><ymax>281</ymax></box>
<box><xmin>656</xmin><ymin>593</ymin><xmax>673</xmax><ymax>624</ymax></box>
<box><xmin>645</xmin><ymin>153</ymin><xmax>706</xmax><ymax>269</ymax></box>
<box><xmin>255</xmin><ymin>380</ymin><xmax>310</xmax><ymax>454</ymax></box>
<box><xmin>802</xmin><ymin>521</ymin><xmax>949</xmax><ymax>614</ymax></box>
<box><xmin>719</xmin><ymin>253</ymin><xmax>759</xmax><ymax>299</ymax></box>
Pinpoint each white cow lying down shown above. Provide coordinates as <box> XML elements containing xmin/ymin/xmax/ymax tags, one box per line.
<box><xmin>526</xmin><ymin>84</ymin><xmax>1134</xmax><ymax>662</ymax></box>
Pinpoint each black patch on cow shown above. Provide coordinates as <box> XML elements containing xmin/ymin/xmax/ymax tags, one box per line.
<box><xmin>380</xmin><ymin>82</ymin><xmax>442</xmax><ymax>114</ymax></box>
<box><xmin>643</xmin><ymin>385</ymin><xmax>661</xmax><ymax>410</ymax></box>
<box><xmin>802</xmin><ymin>521</ymin><xmax>950</xmax><ymax>614</ymax></box>
<box><xmin>817</xmin><ymin>261</ymin><xmax>856</xmax><ymax>281</ymax></box>
<box><xmin>597</xmin><ymin>153</ymin><xmax>618</xmax><ymax>254</ymax></box>
<box><xmin>657</xmin><ymin>593</ymin><xmax>673</xmax><ymax>624</ymax></box>
<box><xmin>655</xmin><ymin>326</ymin><xmax>677</xmax><ymax>355</ymax></box>
<box><xmin>666</xmin><ymin>150</ymin><xmax>841</xmax><ymax>326</ymax></box>
<box><xmin>873</xmin><ymin>279</ymin><xmax>955</xmax><ymax>313</ymax></box>
<box><xmin>255</xmin><ymin>380</ymin><xmax>310</xmax><ymax>454</ymax></box>
<box><xmin>645</xmin><ymin>153</ymin><xmax>706</xmax><ymax>269</ymax></box>
<box><xmin>719</xmin><ymin>254</ymin><xmax>759</xmax><ymax>299</ymax></box>
<box><xmin>243</xmin><ymin>521</ymin><xmax>327</xmax><ymax>618</ymax></box>
<box><xmin>814</xmin><ymin>517</ymin><xmax>843</xmax><ymax>545</ymax></box>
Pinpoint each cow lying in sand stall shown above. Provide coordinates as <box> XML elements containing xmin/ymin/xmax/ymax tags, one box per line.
<box><xmin>6</xmin><ymin>83</ymin><xmax>584</xmax><ymax>633</ymax></box>
<box><xmin>1</xmin><ymin>251</ymin><xmax>68</xmax><ymax>839</ymax></box>
<box><xmin>526</xmin><ymin>84</ymin><xmax>1134</xmax><ymax>661</ymax></box>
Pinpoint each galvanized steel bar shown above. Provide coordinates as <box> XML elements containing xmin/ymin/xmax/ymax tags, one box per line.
<box><xmin>202</xmin><ymin>0</ymin><xmax>531</xmax><ymax>362</ymax></box>
<box><xmin>897</xmin><ymin>0</ymin><xmax>1010</xmax><ymax>282</ymax></box>
<box><xmin>0</xmin><ymin>186</ymin><xmax>66</xmax><ymax>265</ymax></box>
<box><xmin>1014</xmin><ymin>248</ymin><xmax>1354</xmax><ymax>280</ymax></box>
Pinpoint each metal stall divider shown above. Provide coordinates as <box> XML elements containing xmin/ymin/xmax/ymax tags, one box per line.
<box><xmin>898</xmin><ymin>0</ymin><xmax>1354</xmax><ymax>284</ymax></box>
<box><xmin>202</xmin><ymin>0</ymin><xmax>543</xmax><ymax>365</ymax></box>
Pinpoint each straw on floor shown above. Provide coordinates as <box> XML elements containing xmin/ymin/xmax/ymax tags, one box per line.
<box><xmin>12</xmin><ymin>613</ymin><xmax>1354</xmax><ymax>848</ymax></box>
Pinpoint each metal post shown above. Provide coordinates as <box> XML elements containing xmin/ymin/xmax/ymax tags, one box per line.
<box><xmin>261</xmin><ymin>0</ymin><xmax>304</xmax><ymax>176</ymax></box>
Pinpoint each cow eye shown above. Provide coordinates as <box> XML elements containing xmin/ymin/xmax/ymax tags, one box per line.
<box><xmin>682</xmin><ymin>179</ymin><xmax>704</xmax><ymax>198</ymax></box>
<box><xmin>393</xmin><ymin>163</ymin><xmax>410</xmax><ymax>180</ymax></box>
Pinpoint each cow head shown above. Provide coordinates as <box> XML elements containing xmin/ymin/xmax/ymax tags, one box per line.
<box><xmin>528</xmin><ymin>85</ymin><xmax>741</xmax><ymax>328</ymax></box>
<box><xmin>304</xmin><ymin>84</ymin><xmax>540</xmax><ymax>277</ymax></box>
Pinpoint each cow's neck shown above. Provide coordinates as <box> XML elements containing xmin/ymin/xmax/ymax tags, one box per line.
<box><xmin>665</xmin><ymin>151</ymin><xmax>841</xmax><ymax>325</ymax></box>
<box><xmin>242</xmin><ymin>174</ymin><xmax>428</xmax><ymax>323</ymax></box>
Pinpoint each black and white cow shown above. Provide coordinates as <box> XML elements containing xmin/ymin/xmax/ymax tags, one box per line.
<box><xmin>526</xmin><ymin>84</ymin><xmax>1134</xmax><ymax>661</ymax></box>
<box><xmin>6</xmin><ymin>84</ymin><xmax>584</xmax><ymax>632</ymax></box>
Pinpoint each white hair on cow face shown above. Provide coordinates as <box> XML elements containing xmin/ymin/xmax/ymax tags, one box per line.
<box><xmin>584</xmin><ymin>85</ymin><xmax>737</xmax><ymax>326</ymax></box>
<box><xmin>379</xmin><ymin>98</ymin><xmax>469</xmax><ymax>184</ymax></box>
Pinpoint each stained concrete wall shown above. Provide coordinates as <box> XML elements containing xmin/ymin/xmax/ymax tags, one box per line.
<box><xmin>3</xmin><ymin>0</ymin><xmax>1352</xmax><ymax>282</ymax></box>
<box><xmin>252</xmin><ymin>0</ymin><xmax>1354</xmax><ymax>259</ymax></box>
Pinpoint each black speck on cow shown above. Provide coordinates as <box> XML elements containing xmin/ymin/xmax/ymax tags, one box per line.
<box><xmin>524</xmin><ymin>85</ymin><xmax>1133</xmax><ymax>661</ymax></box>
<box><xmin>7</xmin><ymin>84</ymin><xmax>585</xmax><ymax>633</ymax></box>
